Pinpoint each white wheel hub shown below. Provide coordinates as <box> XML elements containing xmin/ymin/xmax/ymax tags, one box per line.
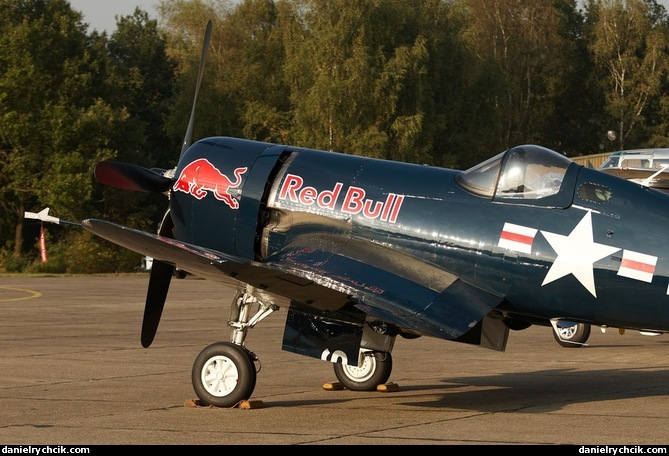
<box><xmin>343</xmin><ymin>353</ymin><xmax>376</xmax><ymax>382</ymax></box>
<box><xmin>201</xmin><ymin>355</ymin><xmax>239</xmax><ymax>397</ymax></box>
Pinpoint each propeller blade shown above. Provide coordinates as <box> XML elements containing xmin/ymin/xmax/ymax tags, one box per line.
<box><xmin>139</xmin><ymin>18</ymin><xmax>212</xmax><ymax>348</ymax></box>
<box><xmin>95</xmin><ymin>161</ymin><xmax>172</xmax><ymax>193</ymax></box>
<box><xmin>141</xmin><ymin>259</ymin><xmax>174</xmax><ymax>348</ymax></box>
<box><xmin>179</xmin><ymin>19</ymin><xmax>212</xmax><ymax>159</ymax></box>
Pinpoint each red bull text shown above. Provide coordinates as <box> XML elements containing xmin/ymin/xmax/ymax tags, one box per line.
<box><xmin>277</xmin><ymin>173</ymin><xmax>404</xmax><ymax>223</ymax></box>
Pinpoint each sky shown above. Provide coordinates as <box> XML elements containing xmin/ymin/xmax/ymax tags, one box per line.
<box><xmin>68</xmin><ymin>0</ymin><xmax>160</xmax><ymax>34</ymax></box>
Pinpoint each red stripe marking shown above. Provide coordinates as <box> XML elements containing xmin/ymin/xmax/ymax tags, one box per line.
<box><xmin>621</xmin><ymin>258</ymin><xmax>655</xmax><ymax>274</ymax></box>
<box><xmin>500</xmin><ymin>231</ymin><xmax>534</xmax><ymax>245</ymax></box>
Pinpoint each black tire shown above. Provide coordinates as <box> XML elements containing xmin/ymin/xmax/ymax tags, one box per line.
<box><xmin>333</xmin><ymin>351</ymin><xmax>392</xmax><ymax>391</ymax></box>
<box><xmin>192</xmin><ymin>342</ymin><xmax>257</xmax><ymax>407</ymax></box>
<box><xmin>174</xmin><ymin>269</ymin><xmax>187</xmax><ymax>279</ymax></box>
<box><xmin>553</xmin><ymin>322</ymin><xmax>591</xmax><ymax>348</ymax></box>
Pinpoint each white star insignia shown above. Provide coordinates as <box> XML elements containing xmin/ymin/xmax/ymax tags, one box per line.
<box><xmin>540</xmin><ymin>211</ymin><xmax>620</xmax><ymax>297</ymax></box>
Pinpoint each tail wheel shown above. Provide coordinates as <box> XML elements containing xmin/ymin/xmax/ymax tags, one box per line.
<box><xmin>553</xmin><ymin>322</ymin><xmax>591</xmax><ymax>348</ymax></box>
<box><xmin>333</xmin><ymin>351</ymin><xmax>392</xmax><ymax>391</ymax></box>
<box><xmin>192</xmin><ymin>342</ymin><xmax>257</xmax><ymax>407</ymax></box>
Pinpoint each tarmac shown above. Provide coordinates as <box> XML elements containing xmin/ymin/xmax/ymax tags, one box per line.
<box><xmin>1</xmin><ymin>274</ymin><xmax>669</xmax><ymax>446</ymax></box>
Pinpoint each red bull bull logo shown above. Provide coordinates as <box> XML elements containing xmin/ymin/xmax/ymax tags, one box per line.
<box><xmin>173</xmin><ymin>158</ymin><xmax>247</xmax><ymax>209</ymax></box>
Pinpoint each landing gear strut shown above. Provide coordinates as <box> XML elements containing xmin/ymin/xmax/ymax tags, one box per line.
<box><xmin>191</xmin><ymin>287</ymin><xmax>276</xmax><ymax>407</ymax></box>
<box><xmin>191</xmin><ymin>288</ymin><xmax>398</xmax><ymax>405</ymax></box>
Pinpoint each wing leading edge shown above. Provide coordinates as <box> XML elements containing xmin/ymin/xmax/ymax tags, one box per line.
<box><xmin>82</xmin><ymin>218</ymin><xmax>351</xmax><ymax>310</ymax></box>
<box><xmin>83</xmin><ymin>219</ymin><xmax>507</xmax><ymax>348</ymax></box>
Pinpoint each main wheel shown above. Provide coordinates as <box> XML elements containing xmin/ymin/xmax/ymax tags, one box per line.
<box><xmin>553</xmin><ymin>322</ymin><xmax>591</xmax><ymax>348</ymax></box>
<box><xmin>192</xmin><ymin>342</ymin><xmax>257</xmax><ymax>407</ymax></box>
<box><xmin>333</xmin><ymin>351</ymin><xmax>392</xmax><ymax>391</ymax></box>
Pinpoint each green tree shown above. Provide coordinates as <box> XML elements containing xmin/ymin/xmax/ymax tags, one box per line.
<box><xmin>620</xmin><ymin>0</ymin><xmax>669</xmax><ymax>149</ymax></box>
<box><xmin>164</xmin><ymin>0</ymin><xmax>291</xmax><ymax>143</ymax></box>
<box><xmin>0</xmin><ymin>0</ymin><xmax>117</xmax><ymax>262</ymax></box>
<box><xmin>96</xmin><ymin>8</ymin><xmax>179</xmax><ymax>231</ymax></box>
<box><xmin>587</xmin><ymin>0</ymin><xmax>668</xmax><ymax>150</ymax></box>
<box><xmin>542</xmin><ymin>0</ymin><xmax>603</xmax><ymax>157</ymax></box>
<box><xmin>282</xmin><ymin>0</ymin><xmax>437</xmax><ymax>164</ymax></box>
<box><xmin>226</xmin><ymin>0</ymin><xmax>291</xmax><ymax>143</ymax></box>
<box><xmin>458</xmin><ymin>0</ymin><xmax>580</xmax><ymax>153</ymax></box>
<box><xmin>108</xmin><ymin>8</ymin><xmax>177</xmax><ymax>168</ymax></box>
<box><xmin>158</xmin><ymin>0</ymin><xmax>230</xmax><ymax>144</ymax></box>
<box><xmin>413</xmin><ymin>0</ymin><xmax>502</xmax><ymax>168</ymax></box>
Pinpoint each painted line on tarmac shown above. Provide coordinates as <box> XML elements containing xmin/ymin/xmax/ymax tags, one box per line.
<box><xmin>0</xmin><ymin>286</ymin><xmax>42</xmax><ymax>302</ymax></box>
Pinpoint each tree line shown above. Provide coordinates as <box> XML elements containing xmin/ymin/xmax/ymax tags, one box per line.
<box><xmin>1</xmin><ymin>0</ymin><xmax>668</xmax><ymax>273</ymax></box>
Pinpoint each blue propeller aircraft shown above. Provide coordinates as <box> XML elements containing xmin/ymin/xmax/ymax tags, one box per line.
<box><xmin>27</xmin><ymin>21</ymin><xmax>669</xmax><ymax>408</ymax></box>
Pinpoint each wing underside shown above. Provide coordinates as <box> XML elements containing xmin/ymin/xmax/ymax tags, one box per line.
<box><xmin>83</xmin><ymin>219</ymin><xmax>506</xmax><ymax>344</ymax></box>
<box><xmin>82</xmin><ymin>218</ymin><xmax>350</xmax><ymax>310</ymax></box>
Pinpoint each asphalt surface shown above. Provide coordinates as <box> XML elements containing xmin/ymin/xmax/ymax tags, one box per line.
<box><xmin>1</xmin><ymin>274</ymin><xmax>669</xmax><ymax>446</ymax></box>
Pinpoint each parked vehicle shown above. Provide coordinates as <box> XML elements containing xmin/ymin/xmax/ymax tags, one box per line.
<box><xmin>598</xmin><ymin>148</ymin><xmax>669</xmax><ymax>192</ymax></box>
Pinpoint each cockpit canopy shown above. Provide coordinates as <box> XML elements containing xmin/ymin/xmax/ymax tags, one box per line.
<box><xmin>456</xmin><ymin>145</ymin><xmax>573</xmax><ymax>201</ymax></box>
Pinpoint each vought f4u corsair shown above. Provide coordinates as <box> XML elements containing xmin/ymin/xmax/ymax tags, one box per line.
<box><xmin>28</xmin><ymin>22</ymin><xmax>669</xmax><ymax>407</ymax></box>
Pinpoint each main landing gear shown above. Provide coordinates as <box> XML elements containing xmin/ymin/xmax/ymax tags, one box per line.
<box><xmin>191</xmin><ymin>288</ymin><xmax>275</xmax><ymax>408</ymax></box>
<box><xmin>333</xmin><ymin>350</ymin><xmax>392</xmax><ymax>391</ymax></box>
<box><xmin>190</xmin><ymin>287</ymin><xmax>397</xmax><ymax>407</ymax></box>
<box><xmin>192</xmin><ymin>341</ymin><xmax>257</xmax><ymax>407</ymax></box>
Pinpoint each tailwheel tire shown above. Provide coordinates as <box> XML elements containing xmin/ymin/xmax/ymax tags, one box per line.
<box><xmin>192</xmin><ymin>342</ymin><xmax>257</xmax><ymax>407</ymax></box>
<box><xmin>333</xmin><ymin>351</ymin><xmax>392</xmax><ymax>391</ymax></box>
<box><xmin>553</xmin><ymin>322</ymin><xmax>591</xmax><ymax>348</ymax></box>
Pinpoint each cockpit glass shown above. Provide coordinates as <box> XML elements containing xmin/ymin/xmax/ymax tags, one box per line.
<box><xmin>455</xmin><ymin>152</ymin><xmax>504</xmax><ymax>197</ymax></box>
<box><xmin>457</xmin><ymin>145</ymin><xmax>572</xmax><ymax>200</ymax></box>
